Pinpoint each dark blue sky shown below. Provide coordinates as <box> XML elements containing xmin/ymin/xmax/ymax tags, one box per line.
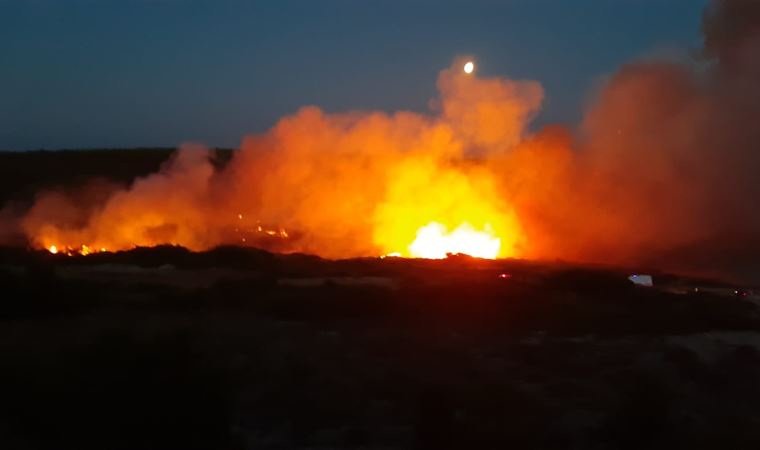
<box><xmin>0</xmin><ymin>0</ymin><xmax>706</xmax><ymax>150</ymax></box>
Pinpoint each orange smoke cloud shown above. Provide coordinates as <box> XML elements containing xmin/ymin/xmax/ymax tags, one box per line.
<box><xmin>12</xmin><ymin>0</ymin><xmax>760</xmax><ymax>281</ymax></box>
<box><xmin>23</xmin><ymin>146</ymin><xmax>222</xmax><ymax>253</ymax></box>
<box><xmin>22</xmin><ymin>59</ymin><xmax>540</xmax><ymax>260</ymax></box>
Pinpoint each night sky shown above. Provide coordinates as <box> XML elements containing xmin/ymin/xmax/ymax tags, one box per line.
<box><xmin>1</xmin><ymin>0</ymin><xmax>706</xmax><ymax>150</ymax></box>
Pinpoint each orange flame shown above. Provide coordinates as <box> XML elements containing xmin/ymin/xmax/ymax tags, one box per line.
<box><xmin>23</xmin><ymin>58</ymin><xmax>542</xmax><ymax>260</ymax></box>
<box><xmin>408</xmin><ymin>222</ymin><xmax>501</xmax><ymax>259</ymax></box>
<box><xmin>14</xmin><ymin>1</ymin><xmax>760</xmax><ymax>283</ymax></box>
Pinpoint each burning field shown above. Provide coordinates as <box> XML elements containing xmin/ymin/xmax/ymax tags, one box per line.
<box><xmin>2</xmin><ymin>0</ymin><xmax>760</xmax><ymax>284</ymax></box>
<box><xmin>12</xmin><ymin>59</ymin><xmax>538</xmax><ymax>261</ymax></box>
<box><xmin>3</xmin><ymin>1</ymin><xmax>760</xmax><ymax>449</ymax></box>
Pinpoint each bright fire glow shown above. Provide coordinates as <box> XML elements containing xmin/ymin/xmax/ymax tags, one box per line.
<box><xmin>45</xmin><ymin>243</ymin><xmax>108</xmax><ymax>256</ymax></box>
<box><xmin>23</xmin><ymin>60</ymin><xmax>535</xmax><ymax>260</ymax></box>
<box><xmin>407</xmin><ymin>222</ymin><xmax>500</xmax><ymax>259</ymax></box>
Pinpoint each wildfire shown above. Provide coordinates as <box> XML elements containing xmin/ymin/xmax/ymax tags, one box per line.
<box><xmin>407</xmin><ymin>222</ymin><xmax>501</xmax><ymax>259</ymax></box>
<box><xmin>9</xmin><ymin>0</ymin><xmax>760</xmax><ymax>275</ymax></box>
<box><xmin>22</xmin><ymin>59</ymin><xmax>535</xmax><ymax>261</ymax></box>
<box><xmin>46</xmin><ymin>244</ymin><xmax>108</xmax><ymax>256</ymax></box>
<box><xmin>239</xmin><ymin>214</ymin><xmax>289</xmax><ymax>240</ymax></box>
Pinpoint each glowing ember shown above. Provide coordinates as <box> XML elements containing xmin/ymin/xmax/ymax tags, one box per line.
<box><xmin>407</xmin><ymin>222</ymin><xmax>500</xmax><ymax>259</ymax></box>
<box><xmin>44</xmin><ymin>243</ymin><xmax>109</xmax><ymax>256</ymax></box>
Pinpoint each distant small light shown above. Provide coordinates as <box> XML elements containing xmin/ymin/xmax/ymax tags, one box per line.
<box><xmin>463</xmin><ymin>61</ymin><xmax>475</xmax><ymax>74</ymax></box>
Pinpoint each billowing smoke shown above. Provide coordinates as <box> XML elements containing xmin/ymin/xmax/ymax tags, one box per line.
<box><xmin>8</xmin><ymin>0</ymin><xmax>760</xmax><ymax>281</ymax></box>
<box><xmin>561</xmin><ymin>0</ymin><xmax>760</xmax><ymax>278</ymax></box>
<box><xmin>18</xmin><ymin>58</ymin><xmax>542</xmax><ymax>260</ymax></box>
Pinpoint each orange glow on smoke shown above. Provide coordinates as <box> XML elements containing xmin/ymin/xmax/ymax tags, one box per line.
<box><xmin>23</xmin><ymin>57</ymin><xmax>543</xmax><ymax>260</ymax></box>
<box><xmin>13</xmin><ymin>0</ymin><xmax>760</xmax><ymax>281</ymax></box>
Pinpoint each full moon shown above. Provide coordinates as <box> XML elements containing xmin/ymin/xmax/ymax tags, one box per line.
<box><xmin>463</xmin><ymin>61</ymin><xmax>475</xmax><ymax>74</ymax></box>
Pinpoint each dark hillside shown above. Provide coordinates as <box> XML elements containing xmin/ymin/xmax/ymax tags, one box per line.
<box><xmin>1</xmin><ymin>246</ymin><xmax>759</xmax><ymax>449</ymax></box>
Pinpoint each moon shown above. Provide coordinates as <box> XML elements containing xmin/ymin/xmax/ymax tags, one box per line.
<box><xmin>463</xmin><ymin>61</ymin><xmax>475</xmax><ymax>74</ymax></box>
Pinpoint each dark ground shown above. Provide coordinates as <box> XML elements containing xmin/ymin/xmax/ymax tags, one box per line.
<box><xmin>1</xmin><ymin>150</ymin><xmax>760</xmax><ymax>449</ymax></box>
<box><xmin>1</xmin><ymin>246</ymin><xmax>760</xmax><ymax>450</ymax></box>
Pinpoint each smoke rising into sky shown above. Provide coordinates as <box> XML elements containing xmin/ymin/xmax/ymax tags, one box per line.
<box><xmin>0</xmin><ymin>0</ymin><xmax>705</xmax><ymax>150</ymax></box>
<box><xmin>4</xmin><ymin>0</ymin><xmax>760</xmax><ymax>282</ymax></box>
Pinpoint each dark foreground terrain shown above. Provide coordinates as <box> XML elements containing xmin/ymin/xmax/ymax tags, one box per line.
<box><xmin>1</xmin><ymin>245</ymin><xmax>760</xmax><ymax>450</ymax></box>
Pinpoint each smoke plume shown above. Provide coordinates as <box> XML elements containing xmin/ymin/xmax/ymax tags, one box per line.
<box><xmin>8</xmin><ymin>0</ymin><xmax>760</xmax><ymax>281</ymax></box>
